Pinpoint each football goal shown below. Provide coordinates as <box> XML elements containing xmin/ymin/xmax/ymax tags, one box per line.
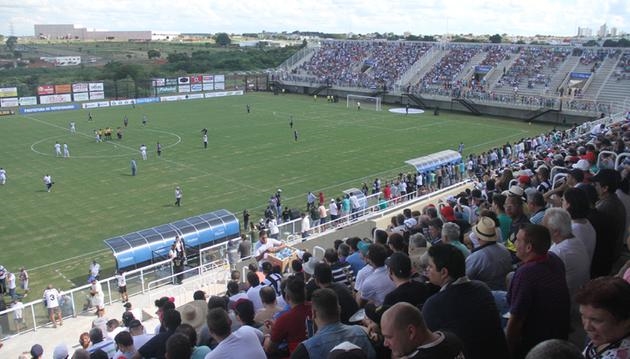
<box><xmin>347</xmin><ymin>94</ymin><xmax>382</xmax><ymax>111</ymax></box>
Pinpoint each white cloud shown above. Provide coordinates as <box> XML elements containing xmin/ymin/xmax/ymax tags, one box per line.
<box><xmin>0</xmin><ymin>0</ymin><xmax>627</xmax><ymax>37</ymax></box>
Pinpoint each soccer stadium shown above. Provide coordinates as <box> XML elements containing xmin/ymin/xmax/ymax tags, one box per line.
<box><xmin>1</xmin><ymin>35</ymin><xmax>630</xmax><ymax>358</ymax></box>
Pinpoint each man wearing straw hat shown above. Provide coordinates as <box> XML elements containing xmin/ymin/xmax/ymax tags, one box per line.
<box><xmin>465</xmin><ymin>217</ymin><xmax>513</xmax><ymax>291</ymax></box>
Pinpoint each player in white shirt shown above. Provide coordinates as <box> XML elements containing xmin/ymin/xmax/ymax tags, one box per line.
<box><xmin>54</xmin><ymin>142</ymin><xmax>62</xmax><ymax>157</ymax></box>
<box><xmin>63</xmin><ymin>143</ymin><xmax>70</xmax><ymax>158</ymax></box>
<box><xmin>140</xmin><ymin>144</ymin><xmax>147</xmax><ymax>160</ymax></box>
<box><xmin>69</xmin><ymin>121</ymin><xmax>76</xmax><ymax>134</ymax></box>
<box><xmin>43</xmin><ymin>174</ymin><xmax>53</xmax><ymax>192</ymax></box>
<box><xmin>0</xmin><ymin>167</ymin><xmax>6</xmax><ymax>185</ymax></box>
<box><xmin>43</xmin><ymin>284</ymin><xmax>63</xmax><ymax>327</ymax></box>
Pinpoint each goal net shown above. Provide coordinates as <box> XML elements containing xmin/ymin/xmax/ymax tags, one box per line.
<box><xmin>347</xmin><ymin>94</ymin><xmax>382</xmax><ymax>111</ymax></box>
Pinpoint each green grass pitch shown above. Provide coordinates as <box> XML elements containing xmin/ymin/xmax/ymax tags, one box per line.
<box><xmin>0</xmin><ymin>92</ymin><xmax>554</xmax><ymax>294</ymax></box>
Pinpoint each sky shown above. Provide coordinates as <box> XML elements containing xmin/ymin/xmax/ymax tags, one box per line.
<box><xmin>0</xmin><ymin>0</ymin><xmax>628</xmax><ymax>37</ymax></box>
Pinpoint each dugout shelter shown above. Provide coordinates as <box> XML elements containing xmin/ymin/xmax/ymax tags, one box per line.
<box><xmin>104</xmin><ymin>209</ymin><xmax>240</xmax><ymax>270</ymax></box>
<box><xmin>405</xmin><ymin>150</ymin><xmax>462</xmax><ymax>173</ymax></box>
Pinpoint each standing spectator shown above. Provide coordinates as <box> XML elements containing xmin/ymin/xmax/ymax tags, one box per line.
<box><xmin>291</xmin><ymin>288</ymin><xmax>376</xmax><ymax>359</ymax></box>
<box><xmin>11</xmin><ymin>298</ymin><xmax>24</xmax><ymax>331</ymax></box>
<box><xmin>20</xmin><ymin>267</ymin><xmax>29</xmax><ymax>298</ymax></box>
<box><xmin>43</xmin><ymin>174</ymin><xmax>53</xmax><ymax>192</ymax></box>
<box><xmin>506</xmin><ymin>224</ymin><xmax>570</xmax><ymax>359</ymax></box>
<box><xmin>300</xmin><ymin>212</ymin><xmax>311</xmax><ymax>239</ymax></box>
<box><xmin>90</xmin><ymin>278</ymin><xmax>105</xmax><ymax>317</ymax></box>
<box><xmin>0</xmin><ymin>265</ymin><xmax>6</xmax><ymax>295</ymax></box>
<box><xmin>89</xmin><ymin>260</ymin><xmax>100</xmax><ymax>280</ymax></box>
<box><xmin>7</xmin><ymin>271</ymin><xmax>16</xmax><ymax>300</ymax></box>
<box><xmin>238</xmin><ymin>234</ymin><xmax>251</xmax><ymax>259</ymax></box>
<box><xmin>381</xmin><ymin>302</ymin><xmax>464</xmax><ymax>359</ymax></box>
<box><xmin>116</xmin><ymin>270</ymin><xmax>128</xmax><ymax>303</ymax></box>
<box><xmin>174</xmin><ymin>186</ymin><xmax>183</xmax><ymax>207</ymax></box>
<box><xmin>43</xmin><ymin>284</ymin><xmax>63</xmax><ymax>327</ymax></box>
<box><xmin>242</xmin><ymin>209</ymin><xmax>250</xmax><ymax>232</ymax></box>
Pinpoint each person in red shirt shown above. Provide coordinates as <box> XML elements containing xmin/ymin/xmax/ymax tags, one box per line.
<box><xmin>264</xmin><ymin>277</ymin><xmax>311</xmax><ymax>357</ymax></box>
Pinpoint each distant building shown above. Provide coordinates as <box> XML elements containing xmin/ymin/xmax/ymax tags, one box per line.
<box><xmin>34</xmin><ymin>24</ymin><xmax>152</xmax><ymax>41</ymax></box>
<box><xmin>577</xmin><ymin>27</ymin><xmax>592</xmax><ymax>37</ymax></box>
<box><xmin>597</xmin><ymin>23</ymin><xmax>608</xmax><ymax>38</ymax></box>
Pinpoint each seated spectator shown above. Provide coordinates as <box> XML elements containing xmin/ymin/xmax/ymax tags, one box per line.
<box><xmin>575</xmin><ymin>276</ymin><xmax>630</xmax><ymax>359</ymax></box>
<box><xmin>386</xmin><ymin>232</ymin><xmax>407</xmax><ymax>254</ymax></box>
<box><xmin>324</xmin><ymin>248</ymin><xmax>353</xmax><ymax>288</ymax></box>
<box><xmin>561</xmin><ymin>187</ymin><xmax>596</xmax><ymax>262</ymax></box>
<box><xmin>113</xmin><ymin>331</ymin><xmax>136</xmax><ymax>359</ymax></box>
<box><xmin>291</xmin><ymin>288</ymin><xmax>376</xmax><ymax>359</ymax></box>
<box><xmin>246</xmin><ymin>271</ymin><xmax>264</xmax><ymax>311</ymax></box>
<box><xmin>465</xmin><ymin>216</ymin><xmax>513</xmax><ymax>290</ymax></box>
<box><xmin>312</xmin><ymin>262</ymin><xmax>359</xmax><ymax>325</ymax></box>
<box><xmin>254</xmin><ymin>286</ymin><xmax>283</xmax><ymax>325</ymax></box>
<box><xmin>174</xmin><ymin>323</ymin><xmax>210</xmax><ymax>359</ymax></box>
<box><xmin>382</xmin><ymin>252</ymin><xmax>434</xmax><ymax>308</ymax></box>
<box><xmin>441</xmin><ymin>222</ymin><xmax>470</xmax><ymax>257</ymax></box>
<box><xmin>132</xmin><ymin>309</ymin><xmax>181</xmax><ymax>359</ymax></box>
<box><xmin>353</xmin><ymin>241</ymin><xmax>374</xmax><ymax>294</ymax></box>
<box><xmin>264</xmin><ymin>276</ymin><xmax>311</xmax><ymax>356</ymax></box>
<box><xmin>422</xmin><ymin>244</ymin><xmax>509</xmax><ymax>359</ymax></box>
<box><xmin>127</xmin><ymin>320</ymin><xmax>153</xmax><ymax>353</ymax></box>
<box><xmin>105</xmin><ymin>318</ymin><xmax>124</xmax><ymax>341</ymax></box>
<box><xmin>527</xmin><ymin>191</ymin><xmax>547</xmax><ymax>225</ymax></box>
<box><xmin>87</xmin><ymin>327</ymin><xmax>116</xmax><ymax>359</ymax></box>
<box><xmin>355</xmin><ymin>243</ymin><xmax>395</xmax><ymax>307</ymax></box>
<box><xmin>233</xmin><ymin>298</ymin><xmax>263</xmax><ymax>330</ymax></box>
<box><xmin>261</xmin><ymin>262</ymin><xmax>283</xmax><ymax>296</ymax></box>
<box><xmin>165</xmin><ymin>333</ymin><xmax>192</xmax><ymax>359</ymax></box>
<box><xmin>226</xmin><ymin>281</ymin><xmax>247</xmax><ymax>307</ymax></box>
<box><xmin>381</xmin><ymin>302</ymin><xmax>464</xmax><ymax>359</ymax></box>
<box><xmin>524</xmin><ymin>339</ymin><xmax>584</xmax><ymax>359</ymax></box>
<box><xmin>205</xmin><ymin>308</ymin><xmax>266</xmax><ymax>359</ymax></box>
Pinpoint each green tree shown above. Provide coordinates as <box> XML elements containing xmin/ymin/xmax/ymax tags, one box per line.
<box><xmin>489</xmin><ymin>34</ymin><xmax>502</xmax><ymax>43</ymax></box>
<box><xmin>147</xmin><ymin>49</ymin><xmax>161</xmax><ymax>59</ymax></box>
<box><xmin>214</xmin><ymin>33</ymin><xmax>231</xmax><ymax>47</ymax></box>
<box><xmin>6</xmin><ymin>36</ymin><xmax>17</xmax><ymax>53</ymax></box>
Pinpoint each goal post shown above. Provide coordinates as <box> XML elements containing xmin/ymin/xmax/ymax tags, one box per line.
<box><xmin>347</xmin><ymin>94</ymin><xmax>382</xmax><ymax>111</ymax></box>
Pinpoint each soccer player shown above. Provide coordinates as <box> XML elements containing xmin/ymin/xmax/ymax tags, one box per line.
<box><xmin>54</xmin><ymin>142</ymin><xmax>62</xmax><ymax>157</ymax></box>
<box><xmin>246</xmin><ymin>104</ymin><xmax>251</xmax><ymax>113</ymax></box>
<box><xmin>43</xmin><ymin>174</ymin><xmax>53</xmax><ymax>192</ymax></box>
<box><xmin>88</xmin><ymin>111</ymin><xmax>93</xmax><ymax>121</ymax></box>
<box><xmin>357</xmin><ymin>101</ymin><xmax>361</xmax><ymax>110</ymax></box>
<box><xmin>203</xmin><ymin>134</ymin><xmax>208</xmax><ymax>149</ymax></box>
<box><xmin>123</xmin><ymin>115</ymin><xmax>128</xmax><ymax>128</ymax></box>
<box><xmin>294</xmin><ymin>130</ymin><xmax>299</xmax><ymax>142</ymax></box>
<box><xmin>142</xmin><ymin>115</ymin><xmax>147</xmax><ymax>126</ymax></box>
<box><xmin>0</xmin><ymin>167</ymin><xmax>6</xmax><ymax>185</ymax></box>
<box><xmin>69</xmin><ymin>121</ymin><xmax>76</xmax><ymax>134</ymax></box>
<box><xmin>157</xmin><ymin>142</ymin><xmax>162</xmax><ymax>157</ymax></box>
<box><xmin>140</xmin><ymin>144</ymin><xmax>147</xmax><ymax>160</ymax></box>
<box><xmin>63</xmin><ymin>143</ymin><xmax>70</xmax><ymax>158</ymax></box>
<box><xmin>174</xmin><ymin>186</ymin><xmax>183</xmax><ymax>207</ymax></box>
